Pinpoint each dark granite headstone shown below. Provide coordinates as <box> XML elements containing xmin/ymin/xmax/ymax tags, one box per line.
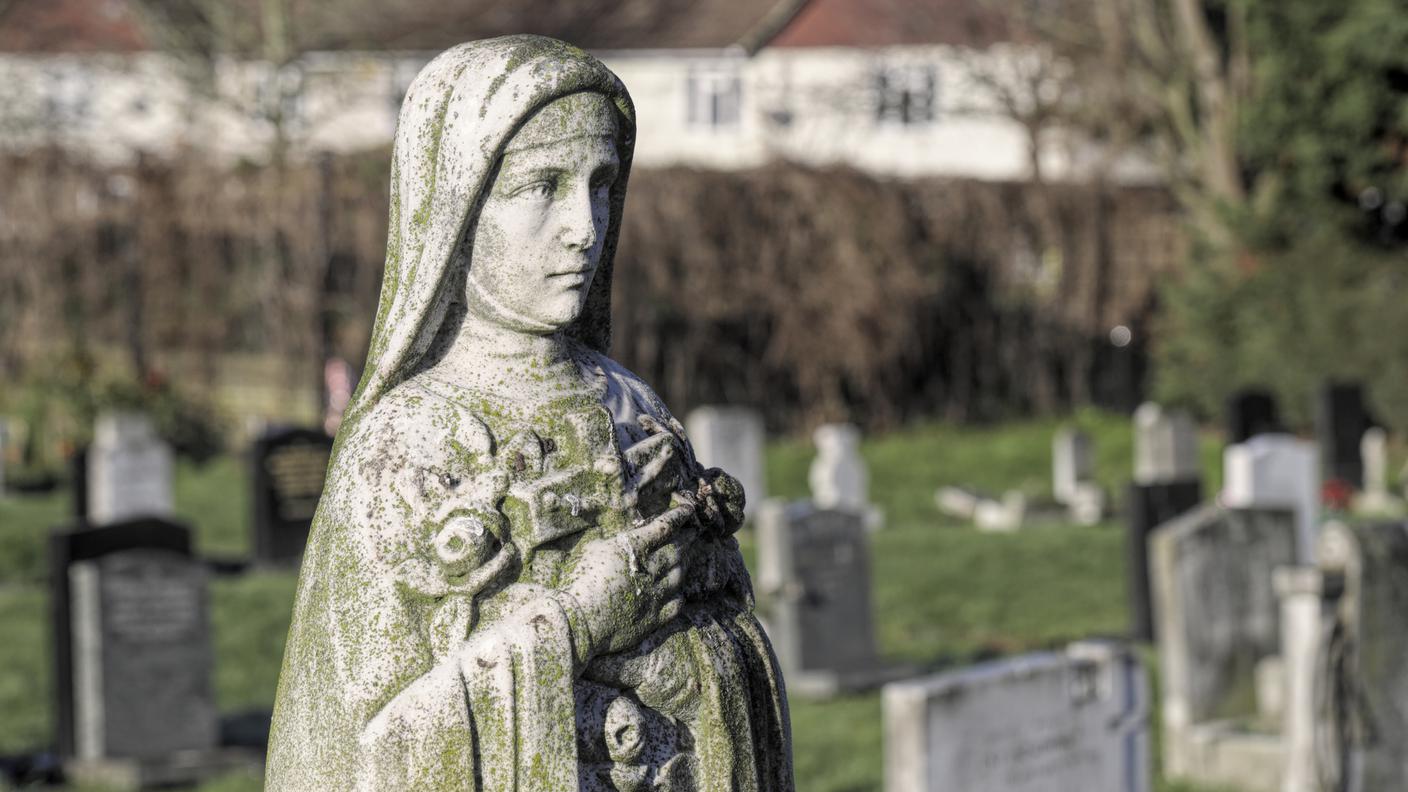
<box><xmin>1316</xmin><ymin>382</ymin><xmax>1374</xmax><ymax>489</ymax></box>
<box><xmin>250</xmin><ymin>428</ymin><xmax>333</xmax><ymax>564</ymax></box>
<box><xmin>1225</xmin><ymin>390</ymin><xmax>1281</xmax><ymax>444</ymax></box>
<box><xmin>757</xmin><ymin>501</ymin><xmax>885</xmax><ymax>695</ymax></box>
<box><xmin>69</xmin><ymin>446</ymin><xmax>88</xmax><ymax>522</ymax></box>
<box><xmin>1126</xmin><ymin>480</ymin><xmax>1203</xmax><ymax>642</ymax></box>
<box><xmin>49</xmin><ymin>518</ymin><xmax>216</xmax><ymax>762</ymax></box>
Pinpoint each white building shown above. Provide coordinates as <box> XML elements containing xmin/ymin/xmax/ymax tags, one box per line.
<box><xmin>0</xmin><ymin>0</ymin><xmax>1155</xmax><ymax>183</ymax></box>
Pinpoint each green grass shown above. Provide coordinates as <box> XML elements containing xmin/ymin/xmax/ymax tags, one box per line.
<box><xmin>0</xmin><ymin>412</ymin><xmax>1238</xmax><ymax>791</ymax></box>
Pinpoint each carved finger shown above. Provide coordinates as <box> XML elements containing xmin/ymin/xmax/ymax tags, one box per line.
<box><xmin>659</xmin><ymin>597</ymin><xmax>683</xmax><ymax>623</ymax></box>
<box><xmin>659</xmin><ymin>565</ymin><xmax>684</xmax><ymax>591</ymax></box>
<box><xmin>630</xmin><ymin>502</ymin><xmax>696</xmax><ymax>550</ymax></box>
<box><xmin>623</xmin><ymin>432</ymin><xmax>679</xmax><ymax>487</ymax></box>
<box><xmin>648</xmin><ymin>542</ymin><xmax>681</xmax><ymax>574</ymax></box>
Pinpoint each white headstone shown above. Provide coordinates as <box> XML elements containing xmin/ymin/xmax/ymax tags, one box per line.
<box><xmin>88</xmin><ymin>412</ymin><xmax>174</xmax><ymax>525</ymax></box>
<box><xmin>809</xmin><ymin>423</ymin><xmax>868</xmax><ymax>511</ymax></box>
<box><xmin>1354</xmin><ymin>427</ymin><xmax>1402</xmax><ymax>514</ymax></box>
<box><xmin>1222</xmin><ymin>434</ymin><xmax>1321</xmax><ymax>561</ymax></box>
<box><xmin>1052</xmin><ymin>428</ymin><xmax>1094</xmax><ymax>505</ymax></box>
<box><xmin>685</xmin><ymin>406</ymin><xmax>766</xmax><ymax>522</ymax></box>
<box><xmin>1133</xmin><ymin>403</ymin><xmax>1200</xmax><ymax>485</ymax></box>
<box><xmin>884</xmin><ymin>641</ymin><xmax>1151</xmax><ymax>792</ymax></box>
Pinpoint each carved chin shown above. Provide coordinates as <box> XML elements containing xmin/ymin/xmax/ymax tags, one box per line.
<box><xmin>465</xmin><ymin>280</ymin><xmax>583</xmax><ymax>334</ymax></box>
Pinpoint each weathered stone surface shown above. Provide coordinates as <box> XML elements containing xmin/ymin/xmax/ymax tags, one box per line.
<box><xmin>87</xmin><ymin>412</ymin><xmax>173</xmax><ymax>525</ymax></box>
<box><xmin>883</xmin><ymin>641</ymin><xmax>1151</xmax><ymax>792</ymax></box>
<box><xmin>1149</xmin><ymin>504</ymin><xmax>1297</xmax><ymax>791</ymax></box>
<box><xmin>685</xmin><ymin>405</ymin><xmax>766</xmax><ymax>522</ymax></box>
<box><xmin>266</xmin><ymin>36</ymin><xmax>791</xmax><ymax>792</ymax></box>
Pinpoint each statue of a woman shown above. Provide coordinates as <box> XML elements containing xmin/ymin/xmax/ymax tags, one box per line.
<box><xmin>266</xmin><ymin>36</ymin><xmax>793</xmax><ymax>792</ymax></box>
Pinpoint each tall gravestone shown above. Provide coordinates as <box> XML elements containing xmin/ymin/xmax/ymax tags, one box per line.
<box><xmin>1223</xmin><ymin>434</ymin><xmax>1321</xmax><ymax>561</ymax></box>
<box><xmin>884</xmin><ymin>641</ymin><xmax>1151</xmax><ymax>792</ymax></box>
<box><xmin>757</xmin><ymin>499</ymin><xmax>883</xmax><ymax>695</ymax></box>
<box><xmin>685</xmin><ymin>406</ymin><xmax>766</xmax><ymax>522</ymax></box>
<box><xmin>49</xmin><ymin>518</ymin><xmax>218</xmax><ymax>786</ymax></box>
<box><xmin>1313</xmin><ymin>521</ymin><xmax>1408</xmax><ymax>792</ymax></box>
<box><xmin>1317</xmin><ymin>382</ymin><xmax>1374</xmax><ymax>489</ymax></box>
<box><xmin>808</xmin><ymin>423</ymin><xmax>868</xmax><ymax>511</ymax></box>
<box><xmin>250</xmin><ymin>427</ymin><xmax>333</xmax><ymax>564</ymax></box>
<box><xmin>1355</xmin><ymin>427</ymin><xmax>1403</xmax><ymax>514</ymax></box>
<box><xmin>1150</xmin><ymin>504</ymin><xmax>1298</xmax><ymax>792</ymax></box>
<box><xmin>87</xmin><ymin>412</ymin><xmax>174</xmax><ymax>525</ymax></box>
<box><xmin>1226</xmin><ymin>390</ymin><xmax>1281</xmax><ymax>444</ymax></box>
<box><xmin>1127</xmin><ymin>403</ymin><xmax>1203</xmax><ymax>641</ymax></box>
<box><xmin>1053</xmin><ymin>427</ymin><xmax>1103</xmax><ymax>524</ymax></box>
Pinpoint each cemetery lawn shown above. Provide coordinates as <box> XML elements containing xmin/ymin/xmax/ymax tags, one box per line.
<box><xmin>0</xmin><ymin>410</ymin><xmax>1233</xmax><ymax>791</ymax></box>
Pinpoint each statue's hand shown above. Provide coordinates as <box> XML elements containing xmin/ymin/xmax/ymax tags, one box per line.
<box><xmin>622</xmin><ymin>417</ymin><xmax>689</xmax><ymax>519</ymax></box>
<box><xmin>560</xmin><ymin>501</ymin><xmax>697</xmax><ymax>664</ymax></box>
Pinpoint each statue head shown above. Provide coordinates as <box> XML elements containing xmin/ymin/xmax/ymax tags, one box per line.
<box><xmin>346</xmin><ymin>36</ymin><xmax>636</xmax><ymax>420</ymax></box>
<box><xmin>464</xmin><ymin>92</ymin><xmax>621</xmax><ymax>335</ymax></box>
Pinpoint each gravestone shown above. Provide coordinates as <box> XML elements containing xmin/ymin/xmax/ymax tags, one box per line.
<box><xmin>1052</xmin><ymin>427</ymin><xmax>1094</xmax><ymax>505</ymax></box>
<box><xmin>87</xmin><ymin>412</ymin><xmax>174</xmax><ymax>525</ymax></box>
<box><xmin>809</xmin><ymin>423</ymin><xmax>867</xmax><ymax>512</ymax></box>
<box><xmin>1226</xmin><ymin>390</ymin><xmax>1281</xmax><ymax>444</ymax></box>
<box><xmin>1355</xmin><ymin>427</ymin><xmax>1403</xmax><ymax>514</ymax></box>
<box><xmin>1313</xmin><ymin>521</ymin><xmax>1408</xmax><ymax>792</ymax></box>
<box><xmin>685</xmin><ymin>406</ymin><xmax>766</xmax><ymax>522</ymax></box>
<box><xmin>49</xmin><ymin>518</ymin><xmax>219</xmax><ymax>785</ymax></box>
<box><xmin>1127</xmin><ymin>403</ymin><xmax>1204</xmax><ymax>641</ymax></box>
<box><xmin>809</xmin><ymin>423</ymin><xmax>882</xmax><ymax>529</ymax></box>
<box><xmin>884</xmin><ymin>641</ymin><xmax>1151</xmax><ymax>792</ymax></box>
<box><xmin>1133</xmin><ymin>403</ymin><xmax>1199</xmax><ymax>485</ymax></box>
<box><xmin>1316</xmin><ymin>382</ymin><xmax>1373</xmax><ymax>489</ymax></box>
<box><xmin>1150</xmin><ymin>504</ymin><xmax>1298</xmax><ymax>792</ymax></box>
<box><xmin>250</xmin><ymin>427</ymin><xmax>333</xmax><ymax>564</ymax></box>
<box><xmin>757</xmin><ymin>499</ymin><xmax>885</xmax><ymax>695</ymax></box>
<box><xmin>1222</xmin><ymin>434</ymin><xmax>1321</xmax><ymax>560</ymax></box>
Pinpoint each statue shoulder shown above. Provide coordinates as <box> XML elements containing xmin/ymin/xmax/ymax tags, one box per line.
<box><xmin>585</xmin><ymin>349</ymin><xmax>679</xmax><ymax>424</ymax></box>
<box><xmin>341</xmin><ymin>378</ymin><xmax>498</xmax><ymax>488</ymax></box>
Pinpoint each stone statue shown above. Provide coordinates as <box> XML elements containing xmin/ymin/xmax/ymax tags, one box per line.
<box><xmin>266</xmin><ymin>36</ymin><xmax>793</xmax><ymax>792</ymax></box>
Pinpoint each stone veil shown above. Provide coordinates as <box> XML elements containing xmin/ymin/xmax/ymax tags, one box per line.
<box><xmin>266</xmin><ymin>36</ymin><xmax>793</xmax><ymax>792</ymax></box>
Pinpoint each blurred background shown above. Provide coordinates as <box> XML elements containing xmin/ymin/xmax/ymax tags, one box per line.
<box><xmin>0</xmin><ymin>0</ymin><xmax>1405</xmax><ymax>790</ymax></box>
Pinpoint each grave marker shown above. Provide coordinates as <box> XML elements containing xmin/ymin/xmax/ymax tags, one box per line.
<box><xmin>49</xmin><ymin>518</ymin><xmax>218</xmax><ymax>784</ymax></box>
<box><xmin>87</xmin><ymin>412</ymin><xmax>173</xmax><ymax>525</ymax></box>
<box><xmin>757</xmin><ymin>500</ymin><xmax>886</xmax><ymax>695</ymax></box>
<box><xmin>884</xmin><ymin>641</ymin><xmax>1151</xmax><ymax>792</ymax></box>
<box><xmin>1226</xmin><ymin>390</ymin><xmax>1281</xmax><ymax>444</ymax></box>
<box><xmin>1316</xmin><ymin>382</ymin><xmax>1373</xmax><ymax>489</ymax></box>
<box><xmin>1150</xmin><ymin>504</ymin><xmax>1297</xmax><ymax>791</ymax></box>
<box><xmin>1222</xmin><ymin>434</ymin><xmax>1321</xmax><ymax>560</ymax></box>
<box><xmin>250</xmin><ymin>427</ymin><xmax>333</xmax><ymax>564</ymax></box>
<box><xmin>1127</xmin><ymin>403</ymin><xmax>1204</xmax><ymax>641</ymax></box>
<box><xmin>685</xmin><ymin>406</ymin><xmax>766</xmax><ymax>522</ymax></box>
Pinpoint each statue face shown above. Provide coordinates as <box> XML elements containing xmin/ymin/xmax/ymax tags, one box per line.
<box><xmin>465</xmin><ymin>92</ymin><xmax>620</xmax><ymax>334</ymax></box>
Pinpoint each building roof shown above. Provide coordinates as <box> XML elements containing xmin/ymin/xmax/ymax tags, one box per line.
<box><xmin>0</xmin><ymin>0</ymin><xmax>807</xmax><ymax>54</ymax></box>
<box><xmin>0</xmin><ymin>0</ymin><xmax>148</xmax><ymax>53</ymax></box>
<box><xmin>767</xmin><ymin>0</ymin><xmax>1010</xmax><ymax>48</ymax></box>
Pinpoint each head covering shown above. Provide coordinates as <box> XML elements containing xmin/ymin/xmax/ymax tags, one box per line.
<box><xmin>349</xmin><ymin>35</ymin><xmax>636</xmax><ymax>421</ymax></box>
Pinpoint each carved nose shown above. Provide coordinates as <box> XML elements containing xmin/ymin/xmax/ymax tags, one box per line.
<box><xmin>561</xmin><ymin>190</ymin><xmax>599</xmax><ymax>252</ymax></box>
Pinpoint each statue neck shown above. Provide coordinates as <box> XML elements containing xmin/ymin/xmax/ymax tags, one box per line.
<box><xmin>424</xmin><ymin>311</ymin><xmax>590</xmax><ymax>400</ymax></box>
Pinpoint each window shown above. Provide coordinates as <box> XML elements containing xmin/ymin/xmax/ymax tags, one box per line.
<box><xmin>875</xmin><ymin>64</ymin><xmax>937</xmax><ymax>125</ymax></box>
<box><xmin>686</xmin><ymin>66</ymin><xmax>742</xmax><ymax>129</ymax></box>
